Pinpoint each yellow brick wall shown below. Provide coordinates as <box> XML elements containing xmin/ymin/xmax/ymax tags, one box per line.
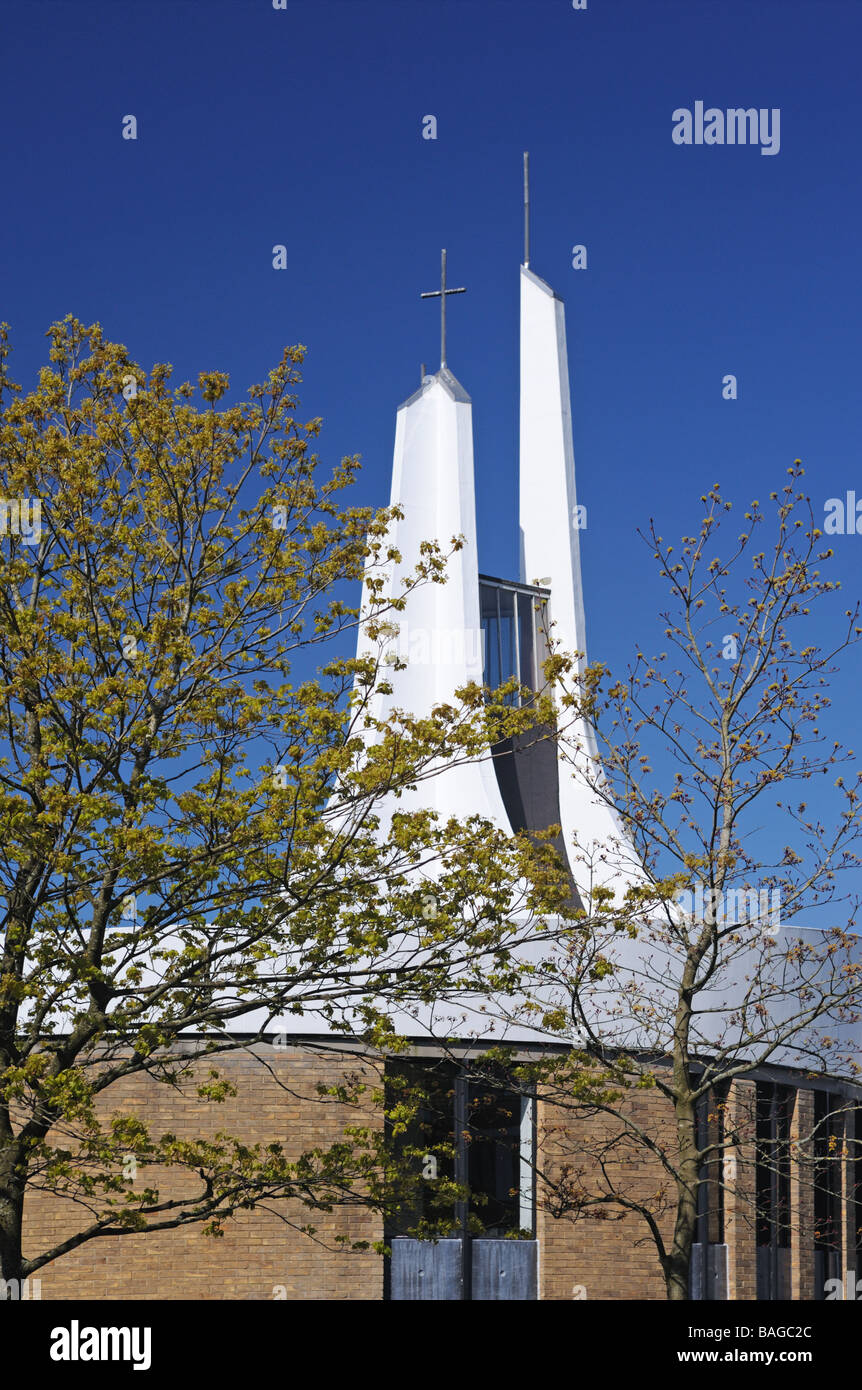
<box><xmin>22</xmin><ymin>1045</ymin><xmax>384</xmax><ymax>1300</ymax></box>
<box><xmin>536</xmin><ymin>1083</ymin><xmax>677</xmax><ymax>1300</ymax></box>
<box><xmin>20</xmin><ymin>1045</ymin><xmax>852</xmax><ymax>1301</ymax></box>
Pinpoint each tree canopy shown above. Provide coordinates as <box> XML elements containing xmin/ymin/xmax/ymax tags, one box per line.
<box><xmin>0</xmin><ymin>318</ymin><xmax>570</xmax><ymax>1285</ymax></box>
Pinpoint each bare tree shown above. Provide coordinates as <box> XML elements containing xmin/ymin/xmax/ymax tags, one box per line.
<box><xmin>486</xmin><ymin>467</ymin><xmax>861</xmax><ymax>1299</ymax></box>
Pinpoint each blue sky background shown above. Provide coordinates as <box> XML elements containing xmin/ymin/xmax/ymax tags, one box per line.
<box><xmin>2</xmin><ymin>0</ymin><xmax>861</xmax><ymax>892</ymax></box>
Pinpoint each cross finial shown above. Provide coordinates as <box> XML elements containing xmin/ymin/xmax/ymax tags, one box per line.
<box><xmin>420</xmin><ymin>249</ymin><xmax>466</xmax><ymax>370</ymax></box>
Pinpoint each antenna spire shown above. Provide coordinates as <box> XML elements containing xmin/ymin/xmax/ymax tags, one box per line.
<box><xmin>523</xmin><ymin>151</ymin><xmax>530</xmax><ymax>268</ymax></box>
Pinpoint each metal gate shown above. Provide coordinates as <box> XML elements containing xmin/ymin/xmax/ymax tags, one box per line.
<box><xmin>390</xmin><ymin>1237</ymin><xmax>538</xmax><ymax>1300</ymax></box>
<box><xmin>690</xmin><ymin>1242</ymin><xmax>729</xmax><ymax>1299</ymax></box>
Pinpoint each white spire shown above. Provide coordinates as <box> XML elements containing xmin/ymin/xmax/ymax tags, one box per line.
<box><xmin>355</xmin><ymin>366</ymin><xmax>512</xmax><ymax>833</ymax></box>
<box><xmin>518</xmin><ymin>256</ymin><xmax>644</xmax><ymax>901</ymax></box>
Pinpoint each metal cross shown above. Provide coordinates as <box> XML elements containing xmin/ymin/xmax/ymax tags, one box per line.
<box><xmin>420</xmin><ymin>249</ymin><xmax>466</xmax><ymax>370</ymax></box>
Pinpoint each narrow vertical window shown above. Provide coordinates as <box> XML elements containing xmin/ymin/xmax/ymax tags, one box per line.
<box><xmin>755</xmin><ymin>1082</ymin><xmax>792</xmax><ymax>1299</ymax></box>
<box><xmin>517</xmin><ymin>592</ymin><xmax>535</xmax><ymax>694</ymax></box>
<box><xmin>480</xmin><ymin>583</ymin><xmax>501</xmax><ymax>692</ymax></box>
<box><xmin>498</xmin><ymin>587</ymin><xmax>516</xmax><ymax>701</ymax></box>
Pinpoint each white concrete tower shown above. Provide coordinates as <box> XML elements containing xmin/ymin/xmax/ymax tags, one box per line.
<box><xmin>518</xmin><ymin>157</ymin><xmax>644</xmax><ymax>902</ymax></box>
<box><xmin>354</xmin><ymin>254</ymin><xmax>512</xmax><ymax>832</ymax></box>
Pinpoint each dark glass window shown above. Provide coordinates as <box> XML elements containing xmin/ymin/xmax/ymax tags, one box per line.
<box><xmin>755</xmin><ymin>1083</ymin><xmax>792</xmax><ymax>1249</ymax></box>
<box><xmin>385</xmin><ymin>1059</ymin><xmax>457</xmax><ymax>1237</ymax></box>
<box><xmin>480</xmin><ymin>584</ymin><xmax>501</xmax><ymax>692</ymax></box>
<box><xmin>466</xmin><ymin>1081</ymin><xmax>522</xmax><ymax>1236</ymax></box>
<box><xmin>756</xmin><ymin>1084</ymin><xmax>789</xmax><ymax>1251</ymax></box>
<box><xmin>695</xmin><ymin>1084</ymin><xmax>726</xmax><ymax>1250</ymax></box>
<box><xmin>755</xmin><ymin>1082</ymin><xmax>793</xmax><ymax>1300</ymax></box>
<box><xmin>517</xmin><ymin>593</ymin><xmax>535</xmax><ymax>689</ymax></box>
<box><xmin>498</xmin><ymin>588</ymin><xmax>516</xmax><ymax>703</ymax></box>
<box><xmin>478</xmin><ymin>577</ymin><xmax>549</xmax><ymax>706</ymax></box>
<box><xmin>385</xmin><ymin>1060</ymin><xmax>531</xmax><ymax>1240</ymax></box>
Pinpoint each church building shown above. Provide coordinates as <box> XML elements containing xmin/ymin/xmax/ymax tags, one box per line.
<box><xmin>23</xmin><ymin>167</ymin><xmax>861</xmax><ymax>1303</ymax></box>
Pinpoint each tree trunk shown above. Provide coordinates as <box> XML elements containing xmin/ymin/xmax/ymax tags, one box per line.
<box><xmin>666</xmin><ymin>1102</ymin><xmax>700</xmax><ymax>1300</ymax></box>
<box><xmin>0</xmin><ymin>1147</ymin><xmax>25</xmax><ymax>1294</ymax></box>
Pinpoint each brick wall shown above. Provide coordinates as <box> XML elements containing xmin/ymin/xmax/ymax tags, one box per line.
<box><xmin>535</xmin><ymin>1082</ymin><xmax>677</xmax><ymax>1300</ymax></box>
<box><xmin>838</xmin><ymin>1097</ymin><xmax>859</xmax><ymax>1296</ymax></box>
<box><xmin>723</xmin><ymin>1079</ymin><xmax>758</xmax><ymax>1301</ymax></box>
<box><xmin>19</xmin><ymin>1044</ymin><xmax>855</xmax><ymax>1301</ymax></box>
<box><xmin>790</xmin><ymin>1087</ymin><xmax>816</xmax><ymax>1300</ymax></box>
<box><xmin>22</xmin><ymin>1045</ymin><xmax>384</xmax><ymax>1300</ymax></box>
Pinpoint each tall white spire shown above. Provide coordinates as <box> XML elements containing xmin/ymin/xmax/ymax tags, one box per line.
<box><xmin>518</xmin><ymin>167</ymin><xmax>644</xmax><ymax>901</ymax></box>
<box><xmin>356</xmin><ymin>364</ymin><xmax>512</xmax><ymax>832</ymax></box>
<box><xmin>518</xmin><ymin>263</ymin><xmax>588</xmax><ymax>668</ymax></box>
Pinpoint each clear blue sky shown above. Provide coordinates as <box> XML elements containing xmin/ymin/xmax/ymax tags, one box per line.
<box><xmin>2</xmin><ymin>0</ymin><xmax>861</xmax><ymax>793</ymax></box>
